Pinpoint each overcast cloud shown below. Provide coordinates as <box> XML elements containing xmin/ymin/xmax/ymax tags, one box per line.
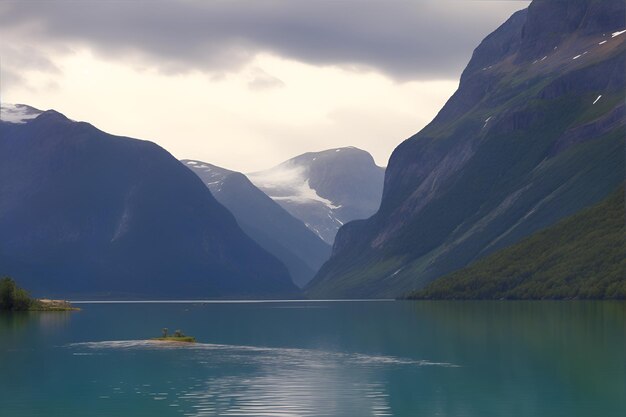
<box><xmin>0</xmin><ymin>0</ymin><xmax>529</xmax><ymax>171</ymax></box>
<box><xmin>0</xmin><ymin>0</ymin><xmax>528</xmax><ymax>81</ymax></box>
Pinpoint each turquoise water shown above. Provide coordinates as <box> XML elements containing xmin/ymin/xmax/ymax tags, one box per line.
<box><xmin>0</xmin><ymin>300</ymin><xmax>624</xmax><ymax>417</ymax></box>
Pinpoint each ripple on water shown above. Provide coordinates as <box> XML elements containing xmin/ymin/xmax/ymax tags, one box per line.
<box><xmin>67</xmin><ymin>340</ymin><xmax>458</xmax><ymax>416</ymax></box>
<box><xmin>68</xmin><ymin>340</ymin><xmax>458</xmax><ymax>368</ymax></box>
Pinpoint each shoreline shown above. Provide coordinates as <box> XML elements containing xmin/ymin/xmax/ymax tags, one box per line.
<box><xmin>30</xmin><ymin>299</ymin><xmax>80</xmax><ymax>311</ymax></box>
<box><xmin>69</xmin><ymin>299</ymin><xmax>395</xmax><ymax>304</ymax></box>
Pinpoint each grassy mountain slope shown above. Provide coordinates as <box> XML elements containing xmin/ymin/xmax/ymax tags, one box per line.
<box><xmin>409</xmin><ymin>187</ymin><xmax>625</xmax><ymax>300</ymax></box>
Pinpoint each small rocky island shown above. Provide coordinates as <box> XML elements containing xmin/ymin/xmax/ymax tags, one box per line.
<box><xmin>0</xmin><ymin>277</ymin><xmax>78</xmax><ymax>311</ymax></box>
<box><xmin>152</xmin><ymin>328</ymin><xmax>196</xmax><ymax>343</ymax></box>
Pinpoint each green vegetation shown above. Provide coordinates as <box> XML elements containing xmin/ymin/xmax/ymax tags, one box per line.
<box><xmin>0</xmin><ymin>277</ymin><xmax>34</xmax><ymax>311</ymax></box>
<box><xmin>152</xmin><ymin>328</ymin><xmax>196</xmax><ymax>343</ymax></box>
<box><xmin>0</xmin><ymin>277</ymin><xmax>78</xmax><ymax>311</ymax></box>
<box><xmin>409</xmin><ymin>187</ymin><xmax>626</xmax><ymax>300</ymax></box>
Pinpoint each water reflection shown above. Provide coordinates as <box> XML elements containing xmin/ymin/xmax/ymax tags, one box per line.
<box><xmin>69</xmin><ymin>340</ymin><xmax>458</xmax><ymax>417</ymax></box>
<box><xmin>0</xmin><ymin>311</ymin><xmax>32</xmax><ymax>332</ymax></box>
<box><xmin>0</xmin><ymin>310</ymin><xmax>72</xmax><ymax>332</ymax></box>
<box><xmin>180</xmin><ymin>363</ymin><xmax>391</xmax><ymax>416</ymax></box>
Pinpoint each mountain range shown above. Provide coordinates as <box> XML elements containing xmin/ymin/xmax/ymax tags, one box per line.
<box><xmin>2</xmin><ymin>0</ymin><xmax>623</xmax><ymax>301</ymax></box>
<box><xmin>0</xmin><ymin>104</ymin><xmax>299</xmax><ymax>299</ymax></box>
<box><xmin>182</xmin><ymin>160</ymin><xmax>331</xmax><ymax>287</ymax></box>
<box><xmin>307</xmin><ymin>0</ymin><xmax>626</xmax><ymax>298</ymax></box>
<box><xmin>247</xmin><ymin>147</ymin><xmax>385</xmax><ymax>244</ymax></box>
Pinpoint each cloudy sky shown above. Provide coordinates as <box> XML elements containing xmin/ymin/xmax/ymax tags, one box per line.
<box><xmin>0</xmin><ymin>0</ymin><xmax>528</xmax><ymax>172</ymax></box>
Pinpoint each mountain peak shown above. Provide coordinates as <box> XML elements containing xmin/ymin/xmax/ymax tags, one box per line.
<box><xmin>182</xmin><ymin>159</ymin><xmax>235</xmax><ymax>175</ymax></box>
<box><xmin>288</xmin><ymin>146</ymin><xmax>378</xmax><ymax>166</ymax></box>
<box><xmin>248</xmin><ymin>147</ymin><xmax>384</xmax><ymax>244</ymax></box>
<box><xmin>519</xmin><ymin>0</ymin><xmax>626</xmax><ymax>60</ymax></box>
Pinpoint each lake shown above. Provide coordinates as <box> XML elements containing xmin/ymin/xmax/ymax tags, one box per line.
<box><xmin>0</xmin><ymin>300</ymin><xmax>624</xmax><ymax>416</ymax></box>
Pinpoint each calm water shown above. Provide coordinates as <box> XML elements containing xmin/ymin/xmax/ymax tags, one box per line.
<box><xmin>0</xmin><ymin>300</ymin><xmax>624</xmax><ymax>417</ymax></box>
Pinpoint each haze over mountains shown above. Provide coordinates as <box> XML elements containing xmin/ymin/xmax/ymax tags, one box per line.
<box><xmin>182</xmin><ymin>160</ymin><xmax>331</xmax><ymax>287</ymax></box>
<box><xmin>308</xmin><ymin>0</ymin><xmax>626</xmax><ymax>298</ymax></box>
<box><xmin>248</xmin><ymin>147</ymin><xmax>385</xmax><ymax>244</ymax></box>
<box><xmin>0</xmin><ymin>104</ymin><xmax>299</xmax><ymax>299</ymax></box>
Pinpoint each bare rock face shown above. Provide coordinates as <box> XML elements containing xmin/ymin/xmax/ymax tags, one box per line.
<box><xmin>307</xmin><ymin>0</ymin><xmax>626</xmax><ymax>298</ymax></box>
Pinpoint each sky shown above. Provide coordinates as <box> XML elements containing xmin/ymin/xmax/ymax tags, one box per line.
<box><xmin>0</xmin><ymin>0</ymin><xmax>529</xmax><ymax>172</ymax></box>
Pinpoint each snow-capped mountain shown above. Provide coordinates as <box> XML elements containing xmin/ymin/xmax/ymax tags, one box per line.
<box><xmin>183</xmin><ymin>160</ymin><xmax>331</xmax><ymax>287</ymax></box>
<box><xmin>247</xmin><ymin>147</ymin><xmax>385</xmax><ymax>244</ymax></box>
<box><xmin>0</xmin><ymin>103</ymin><xmax>43</xmax><ymax>123</ymax></box>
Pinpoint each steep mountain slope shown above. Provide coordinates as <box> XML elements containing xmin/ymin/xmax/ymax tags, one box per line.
<box><xmin>182</xmin><ymin>160</ymin><xmax>331</xmax><ymax>287</ymax></box>
<box><xmin>308</xmin><ymin>0</ymin><xmax>626</xmax><ymax>298</ymax></box>
<box><xmin>248</xmin><ymin>147</ymin><xmax>385</xmax><ymax>244</ymax></box>
<box><xmin>0</xmin><ymin>106</ymin><xmax>299</xmax><ymax>299</ymax></box>
<box><xmin>410</xmin><ymin>186</ymin><xmax>625</xmax><ymax>300</ymax></box>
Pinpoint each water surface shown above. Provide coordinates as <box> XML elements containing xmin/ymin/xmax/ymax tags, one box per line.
<box><xmin>0</xmin><ymin>300</ymin><xmax>624</xmax><ymax>416</ymax></box>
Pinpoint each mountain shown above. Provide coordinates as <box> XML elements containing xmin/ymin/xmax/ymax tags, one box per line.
<box><xmin>247</xmin><ymin>147</ymin><xmax>385</xmax><ymax>244</ymax></box>
<box><xmin>182</xmin><ymin>160</ymin><xmax>331</xmax><ymax>287</ymax></box>
<box><xmin>307</xmin><ymin>0</ymin><xmax>626</xmax><ymax>298</ymax></box>
<box><xmin>0</xmin><ymin>104</ymin><xmax>299</xmax><ymax>299</ymax></box>
<box><xmin>409</xmin><ymin>186</ymin><xmax>625</xmax><ymax>300</ymax></box>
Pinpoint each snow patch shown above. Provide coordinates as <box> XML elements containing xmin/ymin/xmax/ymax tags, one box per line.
<box><xmin>186</xmin><ymin>161</ymin><xmax>197</xmax><ymax>165</ymax></box>
<box><xmin>248</xmin><ymin>165</ymin><xmax>341</xmax><ymax>210</ymax></box>
<box><xmin>599</xmin><ymin>40</ymin><xmax>607</xmax><ymax>45</ymax></box>
<box><xmin>272</xmin><ymin>180</ymin><xmax>340</xmax><ymax>209</ymax></box>
<box><xmin>304</xmin><ymin>224</ymin><xmax>325</xmax><ymax>241</ymax></box>
<box><xmin>0</xmin><ymin>103</ymin><xmax>42</xmax><ymax>123</ymax></box>
<box><xmin>572</xmin><ymin>54</ymin><xmax>582</xmax><ymax>60</ymax></box>
<box><xmin>483</xmin><ymin>116</ymin><xmax>492</xmax><ymax>129</ymax></box>
<box><xmin>541</xmin><ymin>56</ymin><xmax>547</xmax><ymax>61</ymax></box>
<box><xmin>389</xmin><ymin>268</ymin><xmax>404</xmax><ymax>278</ymax></box>
<box><xmin>592</xmin><ymin>95</ymin><xmax>602</xmax><ymax>105</ymax></box>
<box><xmin>611</xmin><ymin>29</ymin><xmax>626</xmax><ymax>38</ymax></box>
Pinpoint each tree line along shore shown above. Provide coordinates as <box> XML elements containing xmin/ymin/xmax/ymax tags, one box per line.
<box><xmin>0</xmin><ymin>277</ymin><xmax>78</xmax><ymax>311</ymax></box>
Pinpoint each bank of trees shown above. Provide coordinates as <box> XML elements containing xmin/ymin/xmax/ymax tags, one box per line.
<box><xmin>0</xmin><ymin>277</ymin><xmax>33</xmax><ymax>311</ymax></box>
<box><xmin>410</xmin><ymin>188</ymin><xmax>626</xmax><ymax>300</ymax></box>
